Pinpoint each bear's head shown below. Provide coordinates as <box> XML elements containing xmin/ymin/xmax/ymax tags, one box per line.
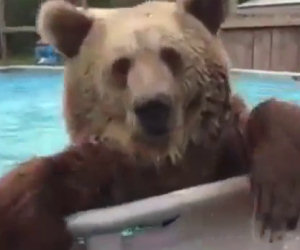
<box><xmin>37</xmin><ymin>0</ymin><xmax>231</xmax><ymax>164</ymax></box>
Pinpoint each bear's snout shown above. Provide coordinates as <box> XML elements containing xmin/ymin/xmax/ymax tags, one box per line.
<box><xmin>134</xmin><ymin>99</ymin><xmax>171</xmax><ymax>137</ymax></box>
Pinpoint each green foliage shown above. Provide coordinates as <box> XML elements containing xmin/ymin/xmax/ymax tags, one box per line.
<box><xmin>4</xmin><ymin>0</ymin><xmax>113</xmax><ymax>58</ymax></box>
<box><xmin>5</xmin><ymin>0</ymin><xmax>113</xmax><ymax>27</ymax></box>
<box><xmin>238</xmin><ymin>0</ymin><xmax>250</xmax><ymax>4</ymax></box>
<box><xmin>4</xmin><ymin>0</ymin><xmax>39</xmax><ymax>58</ymax></box>
<box><xmin>109</xmin><ymin>0</ymin><xmax>145</xmax><ymax>7</ymax></box>
<box><xmin>5</xmin><ymin>0</ymin><xmax>40</xmax><ymax>26</ymax></box>
<box><xmin>6</xmin><ymin>33</ymin><xmax>38</xmax><ymax>56</ymax></box>
<box><xmin>0</xmin><ymin>54</ymin><xmax>35</xmax><ymax>66</ymax></box>
<box><xmin>88</xmin><ymin>0</ymin><xmax>112</xmax><ymax>7</ymax></box>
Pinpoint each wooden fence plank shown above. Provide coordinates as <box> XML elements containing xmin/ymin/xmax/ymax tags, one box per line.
<box><xmin>253</xmin><ymin>29</ymin><xmax>272</xmax><ymax>70</ymax></box>
<box><xmin>270</xmin><ymin>27</ymin><xmax>300</xmax><ymax>72</ymax></box>
<box><xmin>220</xmin><ymin>29</ymin><xmax>254</xmax><ymax>69</ymax></box>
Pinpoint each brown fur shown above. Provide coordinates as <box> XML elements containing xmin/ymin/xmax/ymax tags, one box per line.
<box><xmin>0</xmin><ymin>1</ymin><xmax>254</xmax><ymax>249</ymax></box>
<box><xmin>37</xmin><ymin>1</ymin><xmax>93</xmax><ymax>57</ymax></box>
<box><xmin>181</xmin><ymin>0</ymin><xmax>229</xmax><ymax>34</ymax></box>
<box><xmin>215</xmin><ymin>94</ymin><xmax>249</xmax><ymax>179</ymax></box>
<box><xmin>0</xmin><ymin>94</ymin><xmax>249</xmax><ymax>250</ymax></box>
<box><xmin>246</xmin><ymin>99</ymin><xmax>300</xmax><ymax>236</ymax></box>
<box><xmin>0</xmin><ymin>143</ymin><xmax>142</xmax><ymax>250</ymax></box>
<box><xmin>38</xmin><ymin>0</ymin><xmax>232</xmax><ymax>164</ymax></box>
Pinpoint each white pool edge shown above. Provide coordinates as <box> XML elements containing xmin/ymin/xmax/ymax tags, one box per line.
<box><xmin>0</xmin><ymin>65</ymin><xmax>64</xmax><ymax>71</ymax></box>
<box><xmin>67</xmin><ymin>176</ymin><xmax>250</xmax><ymax>237</ymax></box>
<box><xmin>1</xmin><ymin>66</ymin><xmax>300</xmax><ymax>77</ymax></box>
<box><xmin>231</xmin><ymin>68</ymin><xmax>300</xmax><ymax>77</ymax></box>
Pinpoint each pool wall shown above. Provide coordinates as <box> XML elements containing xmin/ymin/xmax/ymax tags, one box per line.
<box><xmin>68</xmin><ymin>176</ymin><xmax>300</xmax><ymax>250</ymax></box>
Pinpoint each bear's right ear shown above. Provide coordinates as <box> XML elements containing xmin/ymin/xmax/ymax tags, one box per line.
<box><xmin>177</xmin><ymin>0</ymin><xmax>229</xmax><ymax>34</ymax></box>
<box><xmin>37</xmin><ymin>1</ymin><xmax>93</xmax><ymax>58</ymax></box>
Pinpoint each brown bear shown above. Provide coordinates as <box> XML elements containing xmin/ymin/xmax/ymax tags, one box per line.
<box><xmin>36</xmin><ymin>0</ymin><xmax>248</xmax><ymax>185</ymax></box>
<box><xmin>0</xmin><ymin>0</ymin><xmax>290</xmax><ymax>249</ymax></box>
<box><xmin>246</xmin><ymin>99</ymin><xmax>300</xmax><ymax>240</ymax></box>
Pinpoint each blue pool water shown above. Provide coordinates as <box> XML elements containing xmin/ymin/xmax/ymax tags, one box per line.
<box><xmin>0</xmin><ymin>69</ymin><xmax>69</xmax><ymax>176</ymax></box>
<box><xmin>231</xmin><ymin>72</ymin><xmax>300</xmax><ymax>108</ymax></box>
<box><xmin>1</xmin><ymin>69</ymin><xmax>300</xmax><ymax>177</ymax></box>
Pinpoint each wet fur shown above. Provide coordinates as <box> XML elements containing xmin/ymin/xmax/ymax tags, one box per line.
<box><xmin>0</xmin><ymin>94</ymin><xmax>248</xmax><ymax>250</ymax></box>
<box><xmin>0</xmin><ymin>1</ymin><xmax>274</xmax><ymax>249</ymax></box>
<box><xmin>38</xmin><ymin>1</ymin><xmax>232</xmax><ymax>163</ymax></box>
<box><xmin>0</xmin><ymin>1</ymin><xmax>248</xmax><ymax>248</ymax></box>
<box><xmin>246</xmin><ymin>99</ymin><xmax>300</xmax><ymax>238</ymax></box>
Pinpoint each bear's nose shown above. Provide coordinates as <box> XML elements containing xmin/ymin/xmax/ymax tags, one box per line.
<box><xmin>134</xmin><ymin>100</ymin><xmax>171</xmax><ymax>136</ymax></box>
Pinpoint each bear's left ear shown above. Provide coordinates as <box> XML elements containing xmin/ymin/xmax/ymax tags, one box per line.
<box><xmin>37</xmin><ymin>1</ymin><xmax>93</xmax><ymax>58</ymax></box>
<box><xmin>177</xmin><ymin>0</ymin><xmax>229</xmax><ymax>34</ymax></box>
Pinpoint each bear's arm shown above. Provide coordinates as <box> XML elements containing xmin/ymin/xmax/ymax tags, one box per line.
<box><xmin>0</xmin><ymin>142</ymin><xmax>182</xmax><ymax>250</ymax></box>
<box><xmin>246</xmin><ymin>99</ymin><xmax>300</xmax><ymax>241</ymax></box>
<box><xmin>0</xmin><ymin>95</ymin><xmax>252</xmax><ymax>250</ymax></box>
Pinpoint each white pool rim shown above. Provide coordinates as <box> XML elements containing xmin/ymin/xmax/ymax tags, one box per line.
<box><xmin>1</xmin><ymin>66</ymin><xmax>300</xmax><ymax>77</ymax></box>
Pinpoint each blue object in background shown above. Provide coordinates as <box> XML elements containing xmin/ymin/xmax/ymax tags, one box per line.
<box><xmin>35</xmin><ymin>44</ymin><xmax>62</xmax><ymax>65</ymax></box>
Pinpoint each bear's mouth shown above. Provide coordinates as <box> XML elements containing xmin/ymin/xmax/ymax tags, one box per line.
<box><xmin>131</xmin><ymin>133</ymin><xmax>172</xmax><ymax>162</ymax></box>
<box><xmin>134</xmin><ymin>132</ymin><xmax>170</xmax><ymax>148</ymax></box>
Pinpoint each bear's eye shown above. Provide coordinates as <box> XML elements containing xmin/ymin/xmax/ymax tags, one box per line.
<box><xmin>160</xmin><ymin>47</ymin><xmax>183</xmax><ymax>76</ymax></box>
<box><xmin>111</xmin><ymin>57</ymin><xmax>131</xmax><ymax>88</ymax></box>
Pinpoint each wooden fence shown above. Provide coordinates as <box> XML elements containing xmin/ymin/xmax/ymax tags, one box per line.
<box><xmin>220</xmin><ymin>14</ymin><xmax>300</xmax><ymax>72</ymax></box>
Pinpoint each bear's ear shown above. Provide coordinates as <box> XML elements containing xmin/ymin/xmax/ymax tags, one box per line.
<box><xmin>177</xmin><ymin>0</ymin><xmax>229</xmax><ymax>34</ymax></box>
<box><xmin>37</xmin><ymin>1</ymin><xmax>93</xmax><ymax>58</ymax></box>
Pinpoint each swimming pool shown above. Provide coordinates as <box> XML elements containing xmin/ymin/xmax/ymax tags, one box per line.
<box><xmin>230</xmin><ymin>69</ymin><xmax>300</xmax><ymax>108</ymax></box>
<box><xmin>1</xmin><ymin>68</ymin><xmax>300</xmax><ymax>177</ymax></box>
<box><xmin>0</xmin><ymin>68</ymin><xmax>68</xmax><ymax>176</ymax></box>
